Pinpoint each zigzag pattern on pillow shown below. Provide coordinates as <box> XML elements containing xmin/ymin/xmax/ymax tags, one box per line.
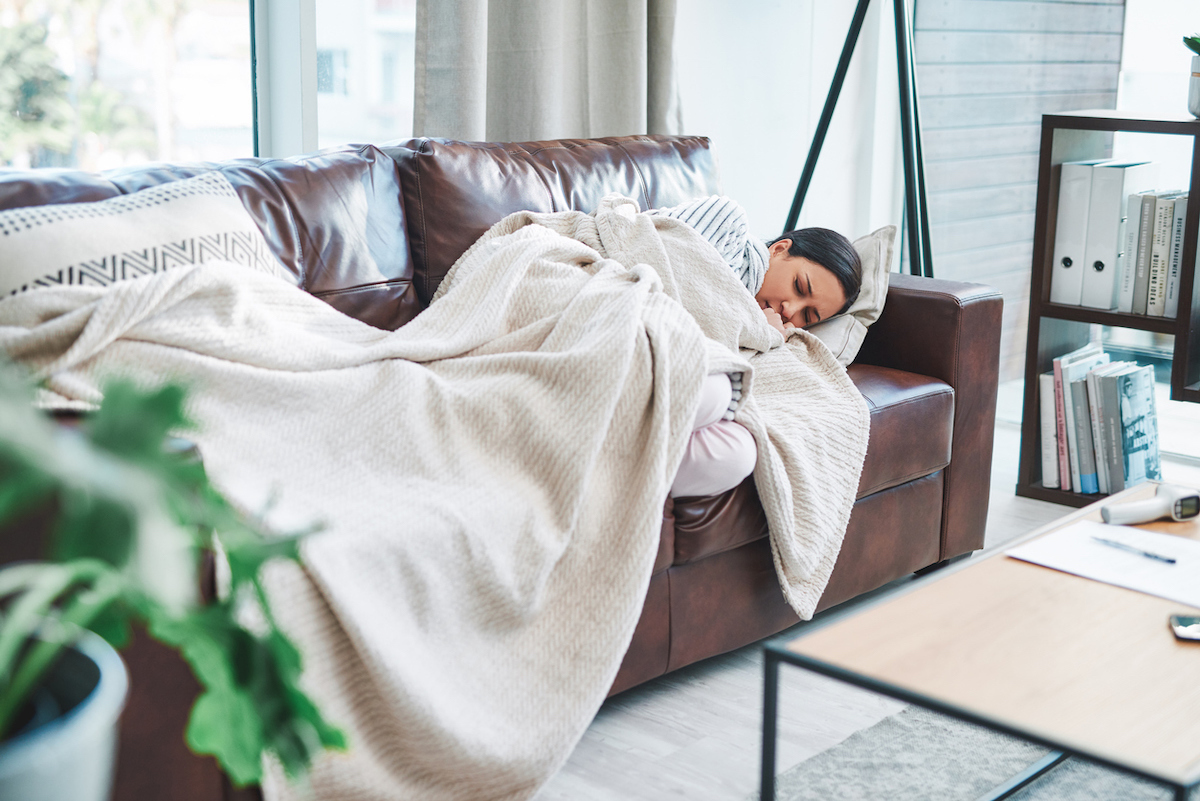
<box><xmin>8</xmin><ymin>231</ymin><xmax>279</xmax><ymax>295</ymax></box>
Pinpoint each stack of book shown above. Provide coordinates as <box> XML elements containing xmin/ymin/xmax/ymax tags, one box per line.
<box><xmin>1039</xmin><ymin>342</ymin><xmax>1163</xmax><ymax>493</ymax></box>
<box><xmin>1049</xmin><ymin>159</ymin><xmax>1189</xmax><ymax>317</ymax></box>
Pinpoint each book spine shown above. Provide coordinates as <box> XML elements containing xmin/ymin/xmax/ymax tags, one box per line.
<box><xmin>1039</xmin><ymin>371</ymin><xmax>1059</xmax><ymax>489</ymax></box>
<box><xmin>1053</xmin><ymin>357</ymin><xmax>1070</xmax><ymax>486</ymax></box>
<box><xmin>1131</xmin><ymin>193</ymin><xmax>1157</xmax><ymax>314</ymax></box>
<box><xmin>1086</xmin><ymin>370</ymin><xmax>1108</xmax><ymax>494</ymax></box>
<box><xmin>1099</xmin><ymin>373</ymin><xmax>1125</xmax><ymax>493</ymax></box>
<box><xmin>1063</xmin><ymin>368</ymin><xmax>1082</xmax><ymax>492</ymax></box>
<box><xmin>1116</xmin><ymin>192</ymin><xmax>1142</xmax><ymax>313</ymax></box>
<box><xmin>1147</xmin><ymin>196</ymin><xmax>1175</xmax><ymax>316</ymax></box>
<box><xmin>1165</xmin><ymin>195</ymin><xmax>1188</xmax><ymax>319</ymax></box>
<box><xmin>1070</xmin><ymin>379</ymin><xmax>1098</xmax><ymax>493</ymax></box>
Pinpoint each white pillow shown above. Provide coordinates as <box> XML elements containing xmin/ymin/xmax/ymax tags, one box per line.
<box><xmin>804</xmin><ymin>224</ymin><xmax>896</xmax><ymax>366</ymax></box>
<box><xmin>0</xmin><ymin>171</ymin><xmax>289</xmax><ymax>298</ymax></box>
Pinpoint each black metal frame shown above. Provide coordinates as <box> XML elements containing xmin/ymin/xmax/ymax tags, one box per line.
<box><xmin>760</xmin><ymin>642</ymin><xmax>1197</xmax><ymax>801</ymax></box>
<box><xmin>783</xmin><ymin>0</ymin><xmax>934</xmax><ymax>278</ymax></box>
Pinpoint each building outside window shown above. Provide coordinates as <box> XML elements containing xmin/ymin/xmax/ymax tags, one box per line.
<box><xmin>316</xmin><ymin>49</ymin><xmax>349</xmax><ymax>96</ymax></box>
<box><xmin>314</xmin><ymin>0</ymin><xmax>415</xmax><ymax>149</ymax></box>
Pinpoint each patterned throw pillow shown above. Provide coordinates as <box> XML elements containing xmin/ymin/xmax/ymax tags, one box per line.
<box><xmin>805</xmin><ymin>224</ymin><xmax>896</xmax><ymax>366</ymax></box>
<box><xmin>0</xmin><ymin>171</ymin><xmax>289</xmax><ymax>297</ymax></box>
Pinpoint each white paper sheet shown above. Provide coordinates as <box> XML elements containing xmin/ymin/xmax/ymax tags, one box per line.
<box><xmin>1006</xmin><ymin>520</ymin><xmax>1200</xmax><ymax>608</ymax></box>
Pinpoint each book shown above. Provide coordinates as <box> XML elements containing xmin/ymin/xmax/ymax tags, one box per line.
<box><xmin>1069</xmin><ymin>377</ymin><xmax>1099</xmax><ymax>493</ymax></box>
<box><xmin>1164</xmin><ymin>193</ymin><xmax>1188</xmax><ymax>319</ymax></box>
<box><xmin>1060</xmin><ymin>347</ymin><xmax>1109</xmax><ymax>492</ymax></box>
<box><xmin>1080</xmin><ymin>161</ymin><xmax>1156</xmax><ymax>309</ymax></box>
<box><xmin>1131</xmin><ymin>192</ymin><xmax>1158</xmax><ymax>314</ymax></box>
<box><xmin>1039</xmin><ymin>371</ymin><xmax>1059</xmax><ymax>489</ymax></box>
<box><xmin>1116</xmin><ymin>364</ymin><xmax>1162</xmax><ymax>487</ymax></box>
<box><xmin>1050</xmin><ymin>160</ymin><xmax>1106</xmax><ymax>306</ymax></box>
<box><xmin>1084</xmin><ymin>361</ymin><xmax>1130</xmax><ymax>494</ymax></box>
<box><xmin>1097</xmin><ymin>365</ymin><xmax>1133</xmax><ymax>493</ymax></box>
<box><xmin>1146</xmin><ymin>192</ymin><xmax>1180</xmax><ymax>316</ymax></box>
<box><xmin>1052</xmin><ymin>342</ymin><xmax>1104</xmax><ymax>487</ymax></box>
<box><xmin>1091</xmin><ymin>361</ymin><xmax>1132</xmax><ymax>494</ymax></box>
<box><xmin>1116</xmin><ymin>192</ymin><xmax>1146</xmax><ymax>313</ymax></box>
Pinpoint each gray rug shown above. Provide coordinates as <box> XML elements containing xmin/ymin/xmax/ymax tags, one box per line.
<box><xmin>756</xmin><ymin>705</ymin><xmax>1197</xmax><ymax>800</ymax></box>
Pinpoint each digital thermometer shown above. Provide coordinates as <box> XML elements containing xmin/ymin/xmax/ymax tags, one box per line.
<box><xmin>1100</xmin><ymin>484</ymin><xmax>1200</xmax><ymax>525</ymax></box>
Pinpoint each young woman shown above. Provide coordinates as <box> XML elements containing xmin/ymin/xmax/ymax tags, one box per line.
<box><xmin>652</xmin><ymin>196</ymin><xmax>863</xmax><ymax>498</ymax></box>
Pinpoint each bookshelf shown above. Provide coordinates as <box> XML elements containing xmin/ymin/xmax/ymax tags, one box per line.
<box><xmin>1017</xmin><ymin>110</ymin><xmax>1200</xmax><ymax>507</ymax></box>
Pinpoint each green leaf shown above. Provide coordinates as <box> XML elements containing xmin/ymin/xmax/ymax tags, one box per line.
<box><xmin>85</xmin><ymin>381</ymin><xmax>192</xmax><ymax>463</ymax></box>
<box><xmin>187</xmin><ymin>688</ymin><xmax>266</xmax><ymax>786</ymax></box>
<box><xmin>0</xmin><ymin>461</ymin><xmax>55</xmax><ymax>527</ymax></box>
<box><xmin>85</xmin><ymin>599</ymin><xmax>133</xmax><ymax>650</ymax></box>
<box><xmin>51</xmin><ymin>492</ymin><xmax>135</xmax><ymax>567</ymax></box>
<box><xmin>1186</xmin><ymin>35</ymin><xmax>1200</xmax><ymax>55</ymax></box>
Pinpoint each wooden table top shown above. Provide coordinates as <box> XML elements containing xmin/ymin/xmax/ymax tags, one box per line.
<box><xmin>786</xmin><ymin>482</ymin><xmax>1200</xmax><ymax>786</ymax></box>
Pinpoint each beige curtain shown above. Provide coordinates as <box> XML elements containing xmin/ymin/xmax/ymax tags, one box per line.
<box><xmin>414</xmin><ymin>0</ymin><xmax>682</xmax><ymax>142</ymax></box>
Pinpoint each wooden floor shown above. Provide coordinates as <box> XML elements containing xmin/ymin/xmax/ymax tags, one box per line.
<box><xmin>536</xmin><ymin>380</ymin><xmax>1200</xmax><ymax>800</ymax></box>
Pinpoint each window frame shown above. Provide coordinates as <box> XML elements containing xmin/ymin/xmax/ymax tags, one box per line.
<box><xmin>251</xmin><ymin>0</ymin><xmax>318</xmax><ymax>158</ymax></box>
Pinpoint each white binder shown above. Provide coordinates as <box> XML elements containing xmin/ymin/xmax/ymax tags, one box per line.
<box><xmin>1050</xmin><ymin>160</ymin><xmax>1106</xmax><ymax>306</ymax></box>
<box><xmin>1080</xmin><ymin>161</ymin><xmax>1156</xmax><ymax>309</ymax></box>
<box><xmin>1116</xmin><ymin>191</ymin><xmax>1150</xmax><ymax>313</ymax></box>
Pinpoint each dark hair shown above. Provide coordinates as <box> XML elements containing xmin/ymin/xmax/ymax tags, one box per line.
<box><xmin>768</xmin><ymin>227</ymin><xmax>862</xmax><ymax>316</ymax></box>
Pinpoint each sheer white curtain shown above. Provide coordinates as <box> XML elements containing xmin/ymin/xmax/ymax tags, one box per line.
<box><xmin>414</xmin><ymin>0</ymin><xmax>681</xmax><ymax>141</ymax></box>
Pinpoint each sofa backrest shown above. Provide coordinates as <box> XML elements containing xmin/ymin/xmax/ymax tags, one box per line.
<box><xmin>0</xmin><ymin>145</ymin><xmax>417</xmax><ymax>331</ymax></box>
<box><xmin>0</xmin><ymin>134</ymin><xmax>719</xmax><ymax>330</ymax></box>
<box><xmin>385</xmin><ymin>135</ymin><xmax>720</xmax><ymax>310</ymax></box>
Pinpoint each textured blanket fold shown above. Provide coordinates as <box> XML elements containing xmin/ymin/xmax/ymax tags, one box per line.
<box><xmin>0</xmin><ymin>194</ymin><xmax>868</xmax><ymax>800</ymax></box>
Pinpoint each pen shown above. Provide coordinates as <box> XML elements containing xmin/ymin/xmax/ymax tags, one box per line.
<box><xmin>1091</xmin><ymin>536</ymin><xmax>1177</xmax><ymax>564</ymax></box>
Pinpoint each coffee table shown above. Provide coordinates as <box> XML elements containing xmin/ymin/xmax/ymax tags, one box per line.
<box><xmin>761</xmin><ymin>482</ymin><xmax>1200</xmax><ymax>800</ymax></box>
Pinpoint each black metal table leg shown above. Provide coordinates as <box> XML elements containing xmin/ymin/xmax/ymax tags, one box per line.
<box><xmin>761</xmin><ymin>648</ymin><xmax>780</xmax><ymax>801</ymax></box>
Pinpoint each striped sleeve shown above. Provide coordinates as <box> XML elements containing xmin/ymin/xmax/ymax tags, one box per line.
<box><xmin>651</xmin><ymin>195</ymin><xmax>768</xmax><ymax>294</ymax></box>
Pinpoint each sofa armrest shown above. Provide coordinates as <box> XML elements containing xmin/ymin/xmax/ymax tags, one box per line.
<box><xmin>854</xmin><ymin>272</ymin><xmax>1003</xmax><ymax>559</ymax></box>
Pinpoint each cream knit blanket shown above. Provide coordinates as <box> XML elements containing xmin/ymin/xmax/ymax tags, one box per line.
<box><xmin>0</xmin><ymin>194</ymin><xmax>868</xmax><ymax>800</ymax></box>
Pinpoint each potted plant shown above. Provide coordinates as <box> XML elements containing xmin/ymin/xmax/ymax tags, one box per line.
<box><xmin>0</xmin><ymin>362</ymin><xmax>344</xmax><ymax>800</ymax></box>
<box><xmin>1186</xmin><ymin>35</ymin><xmax>1200</xmax><ymax>117</ymax></box>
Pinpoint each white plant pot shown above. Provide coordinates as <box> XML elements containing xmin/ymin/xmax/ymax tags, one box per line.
<box><xmin>1190</xmin><ymin>55</ymin><xmax>1200</xmax><ymax>118</ymax></box>
<box><xmin>0</xmin><ymin>632</ymin><xmax>129</xmax><ymax>801</ymax></box>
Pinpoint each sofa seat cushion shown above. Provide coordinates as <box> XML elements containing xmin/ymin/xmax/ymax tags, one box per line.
<box><xmin>668</xmin><ymin>364</ymin><xmax>952</xmax><ymax>567</ymax></box>
<box><xmin>849</xmin><ymin>363</ymin><xmax>953</xmax><ymax>498</ymax></box>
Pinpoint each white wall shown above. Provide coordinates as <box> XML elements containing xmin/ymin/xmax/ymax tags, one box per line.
<box><xmin>1113</xmin><ymin>0</ymin><xmax>1200</xmax><ymax>181</ymax></box>
<box><xmin>673</xmin><ymin>0</ymin><xmax>904</xmax><ymax>245</ymax></box>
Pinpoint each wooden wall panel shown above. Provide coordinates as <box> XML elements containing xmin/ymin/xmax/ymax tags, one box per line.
<box><xmin>914</xmin><ymin>0</ymin><xmax>1125</xmax><ymax>382</ymax></box>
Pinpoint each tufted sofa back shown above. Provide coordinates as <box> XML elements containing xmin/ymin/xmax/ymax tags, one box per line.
<box><xmin>0</xmin><ymin>134</ymin><xmax>719</xmax><ymax>331</ymax></box>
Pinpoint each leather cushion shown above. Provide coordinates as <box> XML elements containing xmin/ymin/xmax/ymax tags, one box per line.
<box><xmin>386</xmin><ymin>135</ymin><xmax>720</xmax><ymax>307</ymax></box>
<box><xmin>849</xmin><ymin>363</ymin><xmax>954</xmax><ymax>497</ymax></box>
<box><xmin>670</xmin><ymin>364</ymin><xmax>952</xmax><ymax>566</ymax></box>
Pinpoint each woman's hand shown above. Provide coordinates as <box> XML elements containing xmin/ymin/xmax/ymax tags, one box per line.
<box><xmin>761</xmin><ymin>306</ymin><xmax>795</xmax><ymax>336</ymax></box>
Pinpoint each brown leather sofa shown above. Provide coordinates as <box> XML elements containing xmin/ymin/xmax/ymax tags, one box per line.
<box><xmin>0</xmin><ymin>134</ymin><xmax>1002</xmax><ymax>799</ymax></box>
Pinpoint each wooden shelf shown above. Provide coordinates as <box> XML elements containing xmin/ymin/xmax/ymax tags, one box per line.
<box><xmin>1038</xmin><ymin>303</ymin><xmax>1180</xmax><ymax>334</ymax></box>
<box><xmin>1014</xmin><ymin>482</ymin><xmax>1109</xmax><ymax>508</ymax></box>
<box><xmin>1016</xmin><ymin>111</ymin><xmax>1200</xmax><ymax>503</ymax></box>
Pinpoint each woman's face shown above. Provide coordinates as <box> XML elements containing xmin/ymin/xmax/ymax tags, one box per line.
<box><xmin>754</xmin><ymin>240</ymin><xmax>847</xmax><ymax>329</ymax></box>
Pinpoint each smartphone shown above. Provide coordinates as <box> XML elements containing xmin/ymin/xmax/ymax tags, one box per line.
<box><xmin>1169</xmin><ymin>615</ymin><xmax>1200</xmax><ymax>642</ymax></box>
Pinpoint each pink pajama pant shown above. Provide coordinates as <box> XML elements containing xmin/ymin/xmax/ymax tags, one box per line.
<box><xmin>670</xmin><ymin>373</ymin><xmax>758</xmax><ymax>498</ymax></box>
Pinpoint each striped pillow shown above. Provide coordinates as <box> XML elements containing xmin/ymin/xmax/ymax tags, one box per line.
<box><xmin>0</xmin><ymin>171</ymin><xmax>288</xmax><ymax>298</ymax></box>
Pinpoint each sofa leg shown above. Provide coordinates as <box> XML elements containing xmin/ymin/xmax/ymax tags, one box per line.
<box><xmin>914</xmin><ymin>552</ymin><xmax>973</xmax><ymax>576</ymax></box>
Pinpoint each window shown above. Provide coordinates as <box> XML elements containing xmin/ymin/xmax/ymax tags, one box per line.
<box><xmin>0</xmin><ymin>0</ymin><xmax>254</xmax><ymax>170</ymax></box>
<box><xmin>313</xmin><ymin>0</ymin><xmax>415</xmax><ymax>149</ymax></box>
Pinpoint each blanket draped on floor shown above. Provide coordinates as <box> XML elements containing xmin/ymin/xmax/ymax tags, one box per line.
<box><xmin>0</xmin><ymin>194</ymin><xmax>868</xmax><ymax>800</ymax></box>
